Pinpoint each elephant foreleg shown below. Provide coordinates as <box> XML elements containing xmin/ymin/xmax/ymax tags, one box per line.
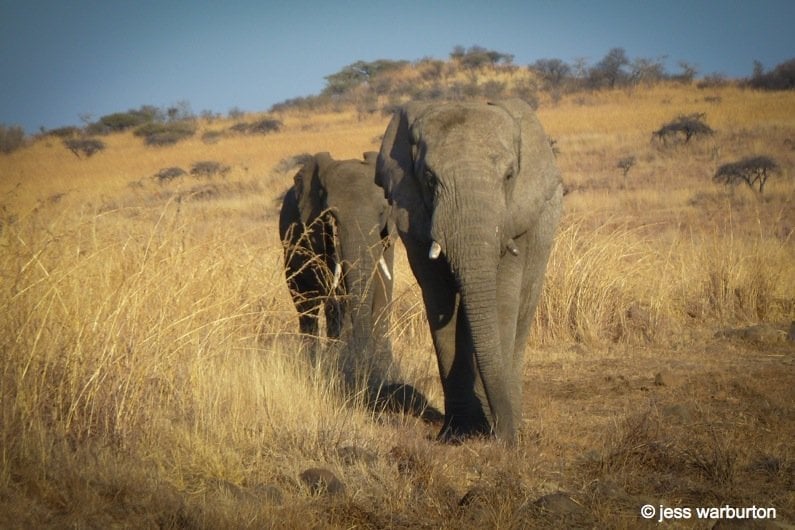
<box><xmin>404</xmin><ymin>238</ymin><xmax>490</xmax><ymax>440</ymax></box>
<box><xmin>324</xmin><ymin>297</ymin><xmax>342</xmax><ymax>339</ymax></box>
<box><xmin>497</xmin><ymin>232</ymin><xmax>531</xmax><ymax>432</ymax></box>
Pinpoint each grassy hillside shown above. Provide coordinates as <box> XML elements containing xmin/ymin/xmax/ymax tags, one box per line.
<box><xmin>1</xmin><ymin>84</ymin><xmax>793</xmax><ymax>528</ymax></box>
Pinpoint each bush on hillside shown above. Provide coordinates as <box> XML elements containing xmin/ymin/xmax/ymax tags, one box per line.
<box><xmin>45</xmin><ymin>126</ymin><xmax>81</xmax><ymax>139</ymax></box>
<box><xmin>450</xmin><ymin>45</ymin><xmax>514</xmax><ymax>68</ymax></box>
<box><xmin>134</xmin><ymin>121</ymin><xmax>196</xmax><ymax>146</ymax></box>
<box><xmin>190</xmin><ymin>161</ymin><xmax>230</xmax><ymax>178</ymax></box>
<box><xmin>322</xmin><ymin>59</ymin><xmax>409</xmax><ymax>96</ymax></box>
<box><xmin>201</xmin><ymin>130</ymin><xmax>225</xmax><ymax>144</ymax></box>
<box><xmin>154</xmin><ymin>166</ymin><xmax>187</xmax><ymax>183</ymax></box>
<box><xmin>748</xmin><ymin>58</ymin><xmax>795</xmax><ymax>91</ymax></box>
<box><xmin>228</xmin><ymin>118</ymin><xmax>283</xmax><ymax>135</ymax></box>
<box><xmin>248</xmin><ymin>119</ymin><xmax>283</xmax><ymax>134</ymax></box>
<box><xmin>714</xmin><ymin>155</ymin><xmax>781</xmax><ymax>194</ymax></box>
<box><xmin>91</xmin><ymin>106</ymin><xmax>162</xmax><ymax>134</ymax></box>
<box><xmin>63</xmin><ymin>138</ymin><xmax>105</xmax><ymax>158</ymax></box>
<box><xmin>653</xmin><ymin>113</ymin><xmax>714</xmax><ymax>144</ymax></box>
<box><xmin>0</xmin><ymin>124</ymin><xmax>25</xmax><ymax>154</ymax></box>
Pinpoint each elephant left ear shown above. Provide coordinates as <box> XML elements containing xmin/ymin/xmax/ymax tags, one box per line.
<box><xmin>488</xmin><ymin>99</ymin><xmax>562</xmax><ymax>236</ymax></box>
<box><xmin>314</xmin><ymin>151</ymin><xmax>336</xmax><ymax>189</ymax></box>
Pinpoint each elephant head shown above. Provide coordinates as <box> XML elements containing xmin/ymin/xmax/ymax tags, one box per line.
<box><xmin>376</xmin><ymin>100</ymin><xmax>562</xmax><ymax>442</ymax></box>
<box><xmin>279</xmin><ymin>151</ymin><xmax>395</xmax><ymax>389</ymax></box>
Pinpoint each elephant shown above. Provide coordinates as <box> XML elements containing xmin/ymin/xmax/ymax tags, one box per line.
<box><xmin>279</xmin><ymin>151</ymin><xmax>395</xmax><ymax>389</ymax></box>
<box><xmin>375</xmin><ymin>99</ymin><xmax>563</xmax><ymax>443</ymax></box>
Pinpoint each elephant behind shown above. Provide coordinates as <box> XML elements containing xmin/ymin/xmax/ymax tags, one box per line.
<box><xmin>376</xmin><ymin>100</ymin><xmax>563</xmax><ymax>443</ymax></box>
<box><xmin>279</xmin><ymin>152</ymin><xmax>396</xmax><ymax>390</ymax></box>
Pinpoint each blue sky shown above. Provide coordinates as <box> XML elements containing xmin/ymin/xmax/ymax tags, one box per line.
<box><xmin>1</xmin><ymin>0</ymin><xmax>793</xmax><ymax>133</ymax></box>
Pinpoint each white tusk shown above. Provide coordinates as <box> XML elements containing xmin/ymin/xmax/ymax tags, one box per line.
<box><xmin>331</xmin><ymin>262</ymin><xmax>342</xmax><ymax>289</ymax></box>
<box><xmin>429</xmin><ymin>240</ymin><xmax>442</xmax><ymax>260</ymax></box>
<box><xmin>378</xmin><ymin>256</ymin><xmax>392</xmax><ymax>281</ymax></box>
<box><xmin>506</xmin><ymin>239</ymin><xmax>519</xmax><ymax>256</ymax></box>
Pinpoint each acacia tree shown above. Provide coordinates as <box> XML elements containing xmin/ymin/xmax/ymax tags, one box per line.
<box><xmin>588</xmin><ymin>47</ymin><xmax>631</xmax><ymax>89</ymax></box>
<box><xmin>748</xmin><ymin>58</ymin><xmax>795</xmax><ymax>90</ymax></box>
<box><xmin>454</xmin><ymin>45</ymin><xmax>514</xmax><ymax>69</ymax></box>
<box><xmin>532</xmin><ymin>58</ymin><xmax>571</xmax><ymax>91</ymax></box>
<box><xmin>653</xmin><ymin>113</ymin><xmax>714</xmax><ymax>144</ymax></box>
<box><xmin>714</xmin><ymin>156</ymin><xmax>781</xmax><ymax>194</ymax></box>
<box><xmin>0</xmin><ymin>124</ymin><xmax>25</xmax><ymax>154</ymax></box>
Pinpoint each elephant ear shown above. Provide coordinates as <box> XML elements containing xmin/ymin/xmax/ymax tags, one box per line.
<box><xmin>488</xmin><ymin>99</ymin><xmax>562</xmax><ymax>236</ymax></box>
<box><xmin>294</xmin><ymin>155</ymin><xmax>320</xmax><ymax>224</ymax></box>
<box><xmin>376</xmin><ymin>102</ymin><xmax>432</xmax><ymax>238</ymax></box>
<box><xmin>314</xmin><ymin>151</ymin><xmax>336</xmax><ymax>189</ymax></box>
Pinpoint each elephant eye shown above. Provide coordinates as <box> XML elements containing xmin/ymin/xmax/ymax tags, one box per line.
<box><xmin>504</xmin><ymin>167</ymin><xmax>515</xmax><ymax>182</ymax></box>
<box><xmin>423</xmin><ymin>168</ymin><xmax>437</xmax><ymax>192</ymax></box>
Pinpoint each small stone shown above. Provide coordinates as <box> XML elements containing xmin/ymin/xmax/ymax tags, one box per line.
<box><xmin>300</xmin><ymin>467</ymin><xmax>345</xmax><ymax>496</ymax></box>
<box><xmin>459</xmin><ymin>485</ymin><xmax>490</xmax><ymax>507</ymax></box>
<box><xmin>252</xmin><ymin>483</ymin><xmax>284</xmax><ymax>505</ymax></box>
<box><xmin>337</xmin><ymin>445</ymin><xmax>377</xmax><ymax>465</ymax></box>
<box><xmin>654</xmin><ymin>370</ymin><xmax>683</xmax><ymax>387</ymax></box>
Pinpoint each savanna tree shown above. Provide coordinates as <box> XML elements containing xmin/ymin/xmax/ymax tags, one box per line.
<box><xmin>588</xmin><ymin>47</ymin><xmax>631</xmax><ymax>89</ymax></box>
<box><xmin>714</xmin><ymin>155</ymin><xmax>781</xmax><ymax>194</ymax></box>
<box><xmin>63</xmin><ymin>138</ymin><xmax>105</xmax><ymax>158</ymax></box>
<box><xmin>617</xmin><ymin>156</ymin><xmax>636</xmax><ymax>177</ymax></box>
<box><xmin>532</xmin><ymin>58</ymin><xmax>572</xmax><ymax>90</ymax></box>
<box><xmin>748</xmin><ymin>58</ymin><xmax>795</xmax><ymax>91</ymax></box>
<box><xmin>617</xmin><ymin>155</ymin><xmax>636</xmax><ymax>189</ymax></box>
<box><xmin>0</xmin><ymin>124</ymin><xmax>25</xmax><ymax>154</ymax></box>
<box><xmin>653</xmin><ymin>113</ymin><xmax>714</xmax><ymax>144</ymax></box>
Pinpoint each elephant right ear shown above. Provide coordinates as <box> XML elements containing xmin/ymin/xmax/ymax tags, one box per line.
<box><xmin>294</xmin><ymin>154</ymin><xmax>322</xmax><ymax>224</ymax></box>
<box><xmin>314</xmin><ymin>151</ymin><xmax>334</xmax><ymax>177</ymax></box>
<box><xmin>376</xmin><ymin>102</ymin><xmax>431</xmax><ymax>237</ymax></box>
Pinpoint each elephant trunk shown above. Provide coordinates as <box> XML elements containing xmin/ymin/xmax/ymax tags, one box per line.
<box><xmin>434</xmin><ymin>188</ymin><xmax>516</xmax><ymax>441</ymax></box>
<box><xmin>338</xmin><ymin>223</ymin><xmax>391</xmax><ymax>390</ymax></box>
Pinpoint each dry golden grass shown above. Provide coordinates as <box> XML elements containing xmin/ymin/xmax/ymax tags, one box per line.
<box><xmin>1</xmin><ymin>84</ymin><xmax>793</xmax><ymax>528</ymax></box>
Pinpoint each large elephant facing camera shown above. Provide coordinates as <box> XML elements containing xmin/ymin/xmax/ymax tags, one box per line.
<box><xmin>376</xmin><ymin>99</ymin><xmax>562</xmax><ymax>443</ymax></box>
<box><xmin>279</xmin><ymin>152</ymin><xmax>395</xmax><ymax>387</ymax></box>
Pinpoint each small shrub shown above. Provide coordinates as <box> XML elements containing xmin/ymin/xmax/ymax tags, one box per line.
<box><xmin>653</xmin><ymin>113</ymin><xmax>714</xmax><ymax>144</ymax></box>
<box><xmin>190</xmin><ymin>161</ymin><xmax>230</xmax><ymax>178</ymax></box>
<box><xmin>228</xmin><ymin>107</ymin><xmax>245</xmax><ymax>119</ymax></box>
<box><xmin>250</xmin><ymin>118</ymin><xmax>283</xmax><ymax>134</ymax></box>
<box><xmin>714</xmin><ymin>155</ymin><xmax>780</xmax><ymax>194</ymax></box>
<box><xmin>748</xmin><ymin>58</ymin><xmax>795</xmax><ymax>91</ymax></box>
<box><xmin>45</xmin><ymin>126</ymin><xmax>81</xmax><ymax>139</ymax></box>
<box><xmin>617</xmin><ymin>156</ymin><xmax>636</xmax><ymax>189</ymax></box>
<box><xmin>63</xmin><ymin>138</ymin><xmax>106</xmax><ymax>158</ymax></box>
<box><xmin>0</xmin><ymin>124</ymin><xmax>25</xmax><ymax>154</ymax></box>
<box><xmin>617</xmin><ymin>156</ymin><xmax>636</xmax><ymax>177</ymax></box>
<box><xmin>481</xmin><ymin>80</ymin><xmax>506</xmax><ymax>99</ymax></box>
<box><xmin>97</xmin><ymin>112</ymin><xmax>150</xmax><ymax>132</ymax></box>
<box><xmin>229</xmin><ymin>122</ymin><xmax>250</xmax><ymax>134</ymax></box>
<box><xmin>154</xmin><ymin>167</ymin><xmax>187</xmax><ymax>183</ymax></box>
<box><xmin>134</xmin><ymin>121</ymin><xmax>196</xmax><ymax>146</ymax></box>
<box><xmin>228</xmin><ymin>119</ymin><xmax>283</xmax><ymax>135</ymax></box>
<box><xmin>201</xmin><ymin>130</ymin><xmax>225</xmax><ymax>144</ymax></box>
<box><xmin>697</xmin><ymin>74</ymin><xmax>730</xmax><ymax>89</ymax></box>
<box><xmin>83</xmin><ymin>122</ymin><xmax>111</xmax><ymax>135</ymax></box>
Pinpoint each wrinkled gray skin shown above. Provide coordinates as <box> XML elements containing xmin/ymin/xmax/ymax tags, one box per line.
<box><xmin>279</xmin><ymin>152</ymin><xmax>395</xmax><ymax>387</ymax></box>
<box><xmin>376</xmin><ymin>100</ymin><xmax>562</xmax><ymax>444</ymax></box>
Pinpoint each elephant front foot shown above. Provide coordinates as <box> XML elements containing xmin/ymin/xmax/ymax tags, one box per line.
<box><xmin>436</xmin><ymin>411</ymin><xmax>493</xmax><ymax>444</ymax></box>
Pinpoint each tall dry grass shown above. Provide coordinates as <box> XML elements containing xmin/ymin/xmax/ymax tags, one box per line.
<box><xmin>1</xmin><ymin>84</ymin><xmax>793</xmax><ymax>527</ymax></box>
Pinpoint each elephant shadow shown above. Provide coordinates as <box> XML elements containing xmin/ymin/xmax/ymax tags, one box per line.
<box><xmin>368</xmin><ymin>382</ymin><xmax>444</xmax><ymax>424</ymax></box>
